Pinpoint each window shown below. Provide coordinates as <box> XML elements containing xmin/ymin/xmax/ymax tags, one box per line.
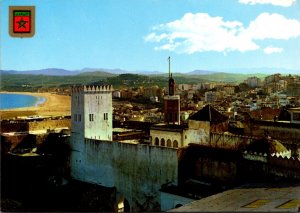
<box><xmin>104</xmin><ymin>113</ymin><xmax>108</xmax><ymax>120</ymax></box>
<box><xmin>74</xmin><ymin>114</ymin><xmax>77</xmax><ymax>122</ymax></box>
<box><xmin>89</xmin><ymin>114</ymin><xmax>94</xmax><ymax>122</ymax></box>
<box><xmin>78</xmin><ymin>114</ymin><xmax>81</xmax><ymax>122</ymax></box>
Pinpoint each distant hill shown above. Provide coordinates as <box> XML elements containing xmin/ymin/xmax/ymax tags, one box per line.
<box><xmin>221</xmin><ymin>67</ymin><xmax>300</xmax><ymax>75</ymax></box>
<box><xmin>87</xmin><ymin>68</ymin><xmax>164</xmax><ymax>75</ymax></box>
<box><xmin>1</xmin><ymin>68</ymin><xmax>79</xmax><ymax>76</ymax></box>
<box><xmin>198</xmin><ymin>72</ymin><xmax>267</xmax><ymax>82</ymax></box>
<box><xmin>2</xmin><ymin>67</ymin><xmax>298</xmax><ymax>77</ymax></box>
<box><xmin>2</xmin><ymin>67</ymin><xmax>298</xmax><ymax>91</ymax></box>
<box><xmin>150</xmin><ymin>72</ymin><xmax>268</xmax><ymax>83</ymax></box>
<box><xmin>76</xmin><ymin>71</ymin><xmax>116</xmax><ymax>77</ymax></box>
<box><xmin>186</xmin><ymin>70</ymin><xmax>217</xmax><ymax>75</ymax></box>
<box><xmin>0</xmin><ymin>68</ymin><xmax>163</xmax><ymax>76</ymax></box>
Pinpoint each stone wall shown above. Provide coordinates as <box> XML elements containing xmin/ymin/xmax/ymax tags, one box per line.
<box><xmin>179</xmin><ymin>145</ymin><xmax>300</xmax><ymax>184</ymax></box>
<box><xmin>244</xmin><ymin>120</ymin><xmax>300</xmax><ymax>144</ymax></box>
<box><xmin>210</xmin><ymin>133</ymin><xmax>256</xmax><ymax>150</ymax></box>
<box><xmin>28</xmin><ymin>119</ymin><xmax>70</xmax><ymax>131</ymax></box>
<box><xmin>0</xmin><ymin>121</ymin><xmax>28</xmax><ymax>133</ymax></box>
<box><xmin>241</xmin><ymin>153</ymin><xmax>300</xmax><ymax>180</ymax></box>
<box><xmin>178</xmin><ymin>145</ymin><xmax>240</xmax><ymax>184</ymax></box>
<box><xmin>70</xmin><ymin>139</ymin><xmax>178</xmax><ymax>212</ymax></box>
<box><xmin>0</xmin><ymin>119</ymin><xmax>70</xmax><ymax>133</ymax></box>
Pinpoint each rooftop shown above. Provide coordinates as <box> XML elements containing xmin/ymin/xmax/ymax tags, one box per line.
<box><xmin>170</xmin><ymin>185</ymin><xmax>300</xmax><ymax>212</ymax></box>
<box><xmin>151</xmin><ymin>123</ymin><xmax>188</xmax><ymax>132</ymax></box>
<box><xmin>189</xmin><ymin>104</ymin><xmax>228</xmax><ymax>124</ymax></box>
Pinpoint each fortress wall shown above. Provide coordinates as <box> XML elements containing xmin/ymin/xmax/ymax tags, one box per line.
<box><xmin>1</xmin><ymin>119</ymin><xmax>70</xmax><ymax>133</ymax></box>
<box><xmin>0</xmin><ymin>121</ymin><xmax>28</xmax><ymax>133</ymax></box>
<box><xmin>260</xmin><ymin>125</ymin><xmax>300</xmax><ymax>143</ymax></box>
<box><xmin>245</xmin><ymin>122</ymin><xmax>300</xmax><ymax>143</ymax></box>
<box><xmin>210</xmin><ymin>133</ymin><xmax>256</xmax><ymax>150</ymax></box>
<box><xmin>195</xmin><ymin>157</ymin><xmax>237</xmax><ymax>182</ymax></box>
<box><xmin>28</xmin><ymin>119</ymin><xmax>70</xmax><ymax>131</ymax></box>
<box><xmin>70</xmin><ymin>139</ymin><xmax>178</xmax><ymax>212</ymax></box>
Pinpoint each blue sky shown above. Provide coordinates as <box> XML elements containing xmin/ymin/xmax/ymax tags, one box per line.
<box><xmin>1</xmin><ymin>0</ymin><xmax>300</xmax><ymax>73</ymax></box>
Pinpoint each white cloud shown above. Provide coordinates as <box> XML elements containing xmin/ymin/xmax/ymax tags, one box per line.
<box><xmin>144</xmin><ymin>33</ymin><xmax>168</xmax><ymax>42</ymax></box>
<box><xmin>245</xmin><ymin>13</ymin><xmax>300</xmax><ymax>40</ymax></box>
<box><xmin>263</xmin><ymin>46</ymin><xmax>283</xmax><ymax>54</ymax></box>
<box><xmin>145</xmin><ymin>12</ymin><xmax>300</xmax><ymax>54</ymax></box>
<box><xmin>239</xmin><ymin>0</ymin><xmax>296</xmax><ymax>7</ymax></box>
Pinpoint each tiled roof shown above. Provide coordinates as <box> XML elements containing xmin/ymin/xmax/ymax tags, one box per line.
<box><xmin>189</xmin><ymin>104</ymin><xmax>228</xmax><ymax>124</ymax></box>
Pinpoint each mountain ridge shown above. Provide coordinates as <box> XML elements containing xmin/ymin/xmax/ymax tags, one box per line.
<box><xmin>1</xmin><ymin>67</ymin><xmax>299</xmax><ymax>77</ymax></box>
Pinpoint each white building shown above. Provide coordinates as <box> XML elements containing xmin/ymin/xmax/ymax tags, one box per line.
<box><xmin>70</xmin><ymin>84</ymin><xmax>178</xmax><ymax>212</ymax></box>
<box><xmin>71</xmin><ymin>85</ymin><xmax>113</xmax><ymax>141</ymax></box>
<box><xmin>150</xmin><ymin>105</ymin><xmax>228</xmax><ymax>148</ymax></box>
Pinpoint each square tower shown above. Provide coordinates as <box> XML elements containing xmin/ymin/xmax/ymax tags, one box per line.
<box><xmin>164</xmin><ymin>95</ymin><xmax>180</xmax><ymax>125</ymax></box>
<box><xmin>71</xmin><ymin>85</ymin><xmax>113</xmax><ymax>141</ymax></box>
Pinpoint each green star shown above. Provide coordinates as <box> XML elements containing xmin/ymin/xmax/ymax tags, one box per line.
<box><xmin>17</xmin><ymin>18</ymin><xmax>28</xmax><ymax>29</ymax></box>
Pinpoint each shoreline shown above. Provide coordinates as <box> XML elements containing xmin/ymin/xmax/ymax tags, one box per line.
<box><xmin>0</xmin><ymin>92</ymin><xmax>48</xmax><ymax>110</ymax></box>
<box><xmin>0</xmin><ymin>92</ymin><xmax>49</xmax><ymax>111</ymax></box>
<box><xmin>0</xmin><ymin>92</ymin><xmax>71</xmax><ymax>119</ymax></box>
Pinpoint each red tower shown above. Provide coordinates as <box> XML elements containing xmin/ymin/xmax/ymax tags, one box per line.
<box><xmin>164</xmin><ymin>57</ymin><xmax>180</xmax><ymax>125</ymax></box>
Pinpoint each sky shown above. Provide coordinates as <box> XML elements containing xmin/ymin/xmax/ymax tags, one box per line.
<box><xmin>1</xmin><ymin>0</ymin><xmax>300</xmax><ymax>73</ymax></box>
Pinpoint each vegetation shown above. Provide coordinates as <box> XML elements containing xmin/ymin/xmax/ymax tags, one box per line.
<box><xmin>0</xmin><ymin>73</ymin><xmax>112</xmax><ymax>91</ymax></box>
<box><xmin>0</xmin><ymin>71</ymin><xmax>267</xmax><ymax>92</ymax></box>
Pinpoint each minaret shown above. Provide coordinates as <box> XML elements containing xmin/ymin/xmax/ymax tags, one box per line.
<box><xmin>164</xmin><ymin>57</ymin><xmax>180</xmax><ymax>125</ymax></box>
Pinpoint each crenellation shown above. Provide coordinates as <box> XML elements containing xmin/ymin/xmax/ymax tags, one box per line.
<box><xmin>71</xmin><ymin>85</ymin><xmax>113</xmax><ymax>94</ymax></box>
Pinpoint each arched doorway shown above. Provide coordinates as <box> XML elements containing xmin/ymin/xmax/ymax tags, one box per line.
<box><xmin>161</xmin><ymin>138</ymin><xmax>165</xmax><ymax>146</ymax></box>
<box><xmin>154</xmin><ymin>137</ymin><xmax>159</xmax><ymax>146</ymax></box>
<box><xmin>173</xmin><ymin>140</ymin><xmax>178</xmax><ymax>148</ymax></box>
<box><xmin>167</xmin><ymin>139</ymin><xmax>172</xmax><ymax>147</ymax></box>
<box><xmin>118</xmin><ymin>198</ymin><xmax>130</xmax><ymax>212</ymax></box>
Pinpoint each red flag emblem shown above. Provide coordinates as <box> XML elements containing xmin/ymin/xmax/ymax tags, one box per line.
<box><xmin>9</xmin><ymin>6</ymin><xmax>35</xmax><ymax>38</ymax></box>
<box><xmin>13</xmin><ymin>11</ymin><xmax>31</xmax><ymax>33</ymax></box>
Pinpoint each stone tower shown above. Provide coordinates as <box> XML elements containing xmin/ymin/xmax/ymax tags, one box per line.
<box><xmin>71</xmin><ymin>84</ymin><xmax>113</xmax><ymax>141</ymax></box>
<box><xmin>70</xmin><ymin>84</ymin><xmax>113</xmax><ymax>179</ymax></box>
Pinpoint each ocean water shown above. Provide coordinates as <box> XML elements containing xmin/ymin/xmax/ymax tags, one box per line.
<box><xmin>0</xmin><ymin>93</ymin><xmax>45</xmax><ymax>110</ymax></box>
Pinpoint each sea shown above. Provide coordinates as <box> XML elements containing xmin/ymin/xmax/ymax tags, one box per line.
<box><xmin>0</xmin><ymin>93</ymin><xmax>46</xmax><ymax>110</ymax></box>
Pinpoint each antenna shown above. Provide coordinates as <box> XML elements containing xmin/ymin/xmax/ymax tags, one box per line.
<box><xmin>168</xmin><ymin>56</ymin><xmax>171</xmax><ymax>79</ymax></box>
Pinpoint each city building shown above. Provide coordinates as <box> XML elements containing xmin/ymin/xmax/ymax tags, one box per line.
<box><xmin>205</xmin><ymin>91</ymin><xmax>217</xmax><ymax>103</ymax></box>
<box><xmin>68</xmin><ymin>73</ymin><xmax>300</xmax><ymax>212</ymax></box>
<box><xmin>245</xmin><ymin>76</ymin><xmax>261</xmax><ymax>88</ymax></box>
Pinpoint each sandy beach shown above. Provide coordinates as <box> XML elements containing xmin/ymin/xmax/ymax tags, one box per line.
<box><xmin>0</xmin><ymin>92</ymin><xmax>71</xmax><ymax>120</ymax></box>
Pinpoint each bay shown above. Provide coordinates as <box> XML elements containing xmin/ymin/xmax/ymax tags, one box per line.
<box><xmin>0</xmin><ymin>93</ymin><xmax>45</xmax><ymax>110</ymax></box>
